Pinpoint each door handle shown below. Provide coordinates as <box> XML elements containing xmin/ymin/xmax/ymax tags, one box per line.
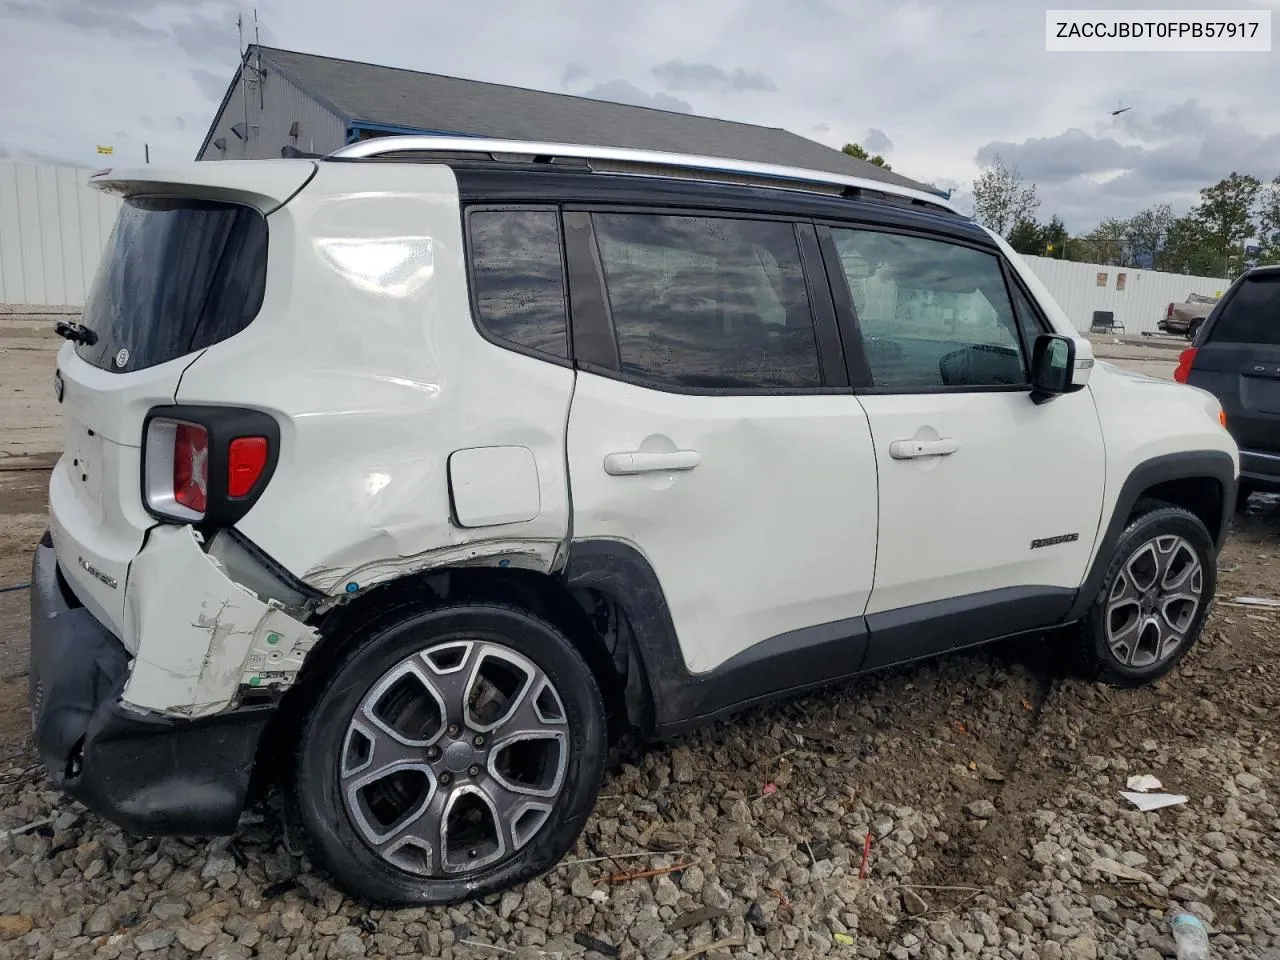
<box><xmin>889</xmin><ymin>438</ymin><xmax>958</xmax><ymax>460</ymax></box>
<box><xmin>603</xmin><ymin>450</ymin><xmax>701</xmax><ymax>475</ymax></box>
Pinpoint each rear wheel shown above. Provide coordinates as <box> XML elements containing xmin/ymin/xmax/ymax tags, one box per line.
<box><xmin>1079</xmin><ymin>504</ymin><xmax>1215</xmax><ymax>685</ymax></box>
<box><xmin>1188</xmin><ymin>319</ymin><xmax>1203</xmax><ymax>340</ymax></box>
<box><xmin>291</xmin><ymin>603</ymin><xmax>606</xmax><ymax>907</ymax></box>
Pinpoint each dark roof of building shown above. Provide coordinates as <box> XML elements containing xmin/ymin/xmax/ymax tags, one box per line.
<box><xmin>249</xmin><ymin>45</ymin><xmax>936</xmax><ymax>194</ymax></box>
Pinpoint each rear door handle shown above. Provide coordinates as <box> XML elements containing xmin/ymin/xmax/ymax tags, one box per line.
<box><xmin>603</xmin><ymin>450</ymin><xmax>701</xmax><ymax>475</ymax></box>
<box><xmin>889</xmin><ymin>438</ymin><xmax>958</xmax><ymax>460</ymax></box>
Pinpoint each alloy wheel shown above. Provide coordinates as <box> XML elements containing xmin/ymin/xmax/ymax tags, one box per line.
<box><xmin>1104</xmin><ymin>534</ymin><xmax>1204</xmax><ymax>669</ymax></box>
<box><xmin>339</xmin><ymin>640</ymin><xmax>569</xmax><ymax>878</ymax></box>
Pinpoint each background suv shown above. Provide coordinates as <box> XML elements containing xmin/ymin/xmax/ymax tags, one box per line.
<box><xmin>1176</xmin><ymin>264</ymin><xmax>1280</xmax><ymax>503</ymax></box>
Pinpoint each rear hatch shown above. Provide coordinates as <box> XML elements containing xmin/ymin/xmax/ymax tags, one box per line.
<box><xmin>1187</xmin><ymin>269</ymin><xmax>1280</xmax><ymax>455</ymax></box>
<box><xmin>49</xmin><ymin>161</ymin><xmax>314</xmax><ymax>644</ymax></box>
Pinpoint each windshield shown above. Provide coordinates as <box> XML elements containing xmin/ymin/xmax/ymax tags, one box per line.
<box><xmin>77</xmin><ymin>196</ymin><xmax>268</xmax><ymax>373</ymax></box>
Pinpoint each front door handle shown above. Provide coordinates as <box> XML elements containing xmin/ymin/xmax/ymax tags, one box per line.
<box><xmin>603</xmin><ymin>450</ymin><xmax>701</xmax><ymax>475</ymax></box>
<box><xmin>889</xmin><ymin>438</ymin><xmax>958</xmax><ymax>460</ymax></box>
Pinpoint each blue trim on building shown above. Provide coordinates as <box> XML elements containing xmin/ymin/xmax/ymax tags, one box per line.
<box><xmin>346</xmin><ymin>120</ymin><xmax>489</xmax><ymax>143</ymax></box>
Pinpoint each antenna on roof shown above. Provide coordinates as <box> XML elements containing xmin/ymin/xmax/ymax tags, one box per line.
<box><xmin>236</xmin><ymin>12</ymin><xmax>249</xmax><ymax>157</ymax></box>
<box><xmin>254</xmin><ymin>9</ymin><xmax>263</xmax><ymax>109</ymax></box>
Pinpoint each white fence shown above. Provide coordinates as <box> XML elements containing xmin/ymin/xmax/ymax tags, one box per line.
<box><xmin>0</xmin><ymin>161</ymin><xmax>121</xmax><ymax>307</ymax></box>
<box><xmin>1022</xmin><ymin>254</ymin><xmax>1228</xmax><ymax>336</ymax></box>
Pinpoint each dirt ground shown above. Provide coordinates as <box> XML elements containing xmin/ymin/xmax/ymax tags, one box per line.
<box><xmin>0</xmin><ymin>319</ymin><xmax>1275</xmax><ymax>959</ymax></box>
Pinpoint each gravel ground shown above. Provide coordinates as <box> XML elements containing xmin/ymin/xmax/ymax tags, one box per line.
<box><xmin>0</xmin><ymin>500</ymin><xmax>1277</xmax><ymax>960</ymax></box>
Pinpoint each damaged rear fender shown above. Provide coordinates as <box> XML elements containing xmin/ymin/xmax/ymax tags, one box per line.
<box><xmin>122</xmin><ymin>525</ymin><xmax>318</xmax><ymax>718</ymax></box>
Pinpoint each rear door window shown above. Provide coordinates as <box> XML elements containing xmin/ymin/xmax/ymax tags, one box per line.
<box><xmin>589</xmin><ymin>212</ymin><xmax>823</xmax><ymax>390</ymax></box>
<box><xmin>78</xmin><ymin>197</ymin><xmax>268</xmax><ymax>373</ymax></box>
<box><xmin>1207</xmin><ymin>274</ymin><xmax>1280</xmax><ymax>345</ymax></box>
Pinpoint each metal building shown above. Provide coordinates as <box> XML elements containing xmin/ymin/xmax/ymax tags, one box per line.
<box><xmin>196</xmin><ymin>45</ymin><xmax>940</xmax><ymax>195</ymax></box>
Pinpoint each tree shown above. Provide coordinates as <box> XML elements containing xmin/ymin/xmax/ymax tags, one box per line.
<box><xmin>1256</xmin><ymin>176</ymin><xmax>1280</xmax><ymax>264</ymax></box>
<box><xmin>1124</xmin><ymin>204</ymin><xmax>1175</xmax><ymax>269</ymax></box>
<box><xmin>1192</xmin><ymin>172</ymin><xmax>1261</xmax><ymax>276</ymax></box>
<box><xmin>971</xmin><ymin>154</ymin><xmax>1039</xmax><ymax>237</ymax></box>
<box><xmin>1042</xmin><ymin>215</ymin><xmax>1069</xmax><ymax>259</ymax></box>
<box><xmin>1068</xmin><ymin>217</ymin><xmax>1130</xmax><ymax>266</ymax></box>
<box><xmin>1159</xmin><ymin>216</ymin><xmax>1221</xmax><ymax>276</ymax></box>
<box><xmin>841</xmin><ymin>142</ymin><xmax>891</xmax><ymax>170</ymax></box>
<box><xmin>1006</xmin><ymin>217</ymin><xmax>1045</xmax><ymax>256</ymax></box>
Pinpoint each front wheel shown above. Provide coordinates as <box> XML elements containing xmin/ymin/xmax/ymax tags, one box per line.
<box><xmin>291</xmin><ymin>603</ymin><xmax>606</xmax><ymax>907</ymax></box>
<box><xmin>1079</xmin><ymin>504</ymin><xmax>1216</xmax><ymax>685</ymax></box>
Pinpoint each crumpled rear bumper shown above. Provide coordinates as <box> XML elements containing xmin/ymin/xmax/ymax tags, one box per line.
<box><xmin>28</xmin><ymin>532</ymin><xmax>274</xmax><ymax>836</ymax></box>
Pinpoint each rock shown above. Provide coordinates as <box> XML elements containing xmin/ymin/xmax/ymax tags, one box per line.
<box><xmin>0</xmin><ymin>917</ymin><xmax>34</xmax><ymax>939</ymax></box>
<box><xmin>523</xmin><ymin>879</ymin><xmax>554</xmax><ymax>917</ymax></box>
<box><xmin>50</xmin><ymin>916</ymin><xmax>83</xmax><ymax>940</ymax></box>
<box><xmin>134</xmin><ymin>930</ymin><xmax>176</xmax><ymax>952</ymax></box>
<box><xmin>315</xmin><ymin>917</ymin><xmax>350</xmax><ymax>936</ymax></box>
<box><xmin>702</xmin><ymin>882</ymin><xmax>733</xmax><ymax>911</ymax></box>
<box><xmin>1063</xmin><ymin>937</ymin><xmax>1098</xmax><ymax>960</ymax></box>
<box><xmin>1203</xmin><ymin>832</ymin><xmax>1229</xmax><ymax>851</ymax></box>
<box><xmin>966</xmin><ymin>799</ymin><xmax>997</xmax><ymax>819</ymax></box>
<box><xmin>1235</xmin><ymin>772</ymin><xmax>1262</xmax><ymax>790</ymax></box>
<box><xmin>176</xmin><ymin>923</ymin><xmax>219</xmax><ymax>953</ymax></box>
<box><xmin>1090</xmin><ymin>857</ymin><xmax>1154</xmax><ymax>884</ymax></box>
<box><xmin>1171</xmin><ymin>883</ymin><xmax>1208</xmax><ymax>901</ymax></box>
<box><xmin>498</xmin><ymin>890</ymin><xmax>522</xmax><ymax>919</ymax></box>
<box><xmin>330</xmin><ymin>930</ymin><xmax>367</xmax><ymax>958</ymax></box>
<box><xmin>654</xmin><ymin>876</ymin><xmax>681</xmax><ymax>907</ymax></box>
<box><xmin>1135</xmin><ymin>950</ymin><xmax>1163</xmax><ymax>960</ymax></box>
<box><xmin>1033</xmin><ymin>842</ymin><xmax>1059</xmax><ymax>866</ymax></box>
<box><xmin>681</xmin><ymin>864</ymin><xmax>706</xmax><ymax>895</ymax></box>
<box><xmin>670</xmin><ymin>747</ymin><xmax>697</xmax><ymax>784</ymax></box>
<box><xmin>902</xmin><ymin>890</ymin><xmax>929</xmax><ymax>916</ymax></box>
<box><xmin>200</xmin><ymin>853</ymin><xmax>236</xmax><ymax>881</ymax></box>
<box><xmin>84</xmin><ymin>905</ymin><xmax>116</xmax><ymax>936</ymax></box>
<box><xmin>1215</xmin><ymin>850</ymin><xmax>1241</xmax><ymax>870</ymax></box>
<box><xmin>728</xmin><ymin>798</ymin><xmax>753</xmax><ymax>824</ymax></box>
<box><xmin>1184</xmin><ymin>902</ymin><xmax>1216</xmax><ymax>924</ymax></box>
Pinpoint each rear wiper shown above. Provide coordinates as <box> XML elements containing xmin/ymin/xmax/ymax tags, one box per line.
<box><xmin>54</xmin><ymin>321</ymin><xmax>98</xmax><ymax>346</ymax></box>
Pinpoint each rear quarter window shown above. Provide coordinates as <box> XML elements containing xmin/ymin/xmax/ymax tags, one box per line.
<box><xmin>78</xmin><ymin>197</ymin><xmax>268</xmax><ymax>373</ymax></box>
<box><xmin>1206</xmin><ymin>273</ymin><xmax>1280</xmax><ymax>345</ymax></box>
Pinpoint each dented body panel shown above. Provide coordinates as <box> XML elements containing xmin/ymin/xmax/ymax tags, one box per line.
<box><xmin>170</xmin><ymin>161</ymin><xmax>575</xmax><ymax>595</ymax></box>
<box><xmin>121</xmin><ymin>525</ymin><xmax>317</xmax><ymax>718</ymax></box>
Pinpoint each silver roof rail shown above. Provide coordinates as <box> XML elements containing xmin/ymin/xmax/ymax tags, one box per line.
<box><xmin>329</xmin><ymin>135</ymin><xmax>962</xmax><ymax>216</ymax></box>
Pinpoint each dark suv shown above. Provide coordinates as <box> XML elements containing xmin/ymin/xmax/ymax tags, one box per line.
<box><xmin>1176</xmin><ymin>264</ymin><xmax>1280</xmax><ymax>502</ymax></box>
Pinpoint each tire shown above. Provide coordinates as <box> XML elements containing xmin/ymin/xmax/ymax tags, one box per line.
<box><xmin>1235</xmin><ymin>481</ymin><xmax>1255</xmax><ymax>511</ymax></box>
<box><xmin>291</xmin><ymin>602</ymin><xmax>606</xmax><ymax>907</ymax></box>
<box><xmin>1188</xmin><ymin>319</ymin><xmax>1203</xmax><ymax>341</ymax></box>
<box><xmin>1078</xmin><ymin>503</ymin><xmax>1216</xmax><ymax>686</ymax></box>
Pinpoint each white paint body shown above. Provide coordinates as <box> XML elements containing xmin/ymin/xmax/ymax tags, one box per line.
<box><xmin>44</xmin><ymin>157</ymin><xmax>1239</xmax><ymax>719</ymax></box>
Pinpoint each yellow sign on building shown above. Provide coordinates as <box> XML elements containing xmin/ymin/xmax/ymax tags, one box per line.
<box><xmin>96</xmin><ymin>145</ymin><xmax>114</xmax><ymax>155</ymax></box>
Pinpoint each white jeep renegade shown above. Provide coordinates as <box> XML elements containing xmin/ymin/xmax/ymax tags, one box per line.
<box><xmin>29</xmin><ymin>136</ymin><xmax>1238</xmax><ymax>907</ymax></box>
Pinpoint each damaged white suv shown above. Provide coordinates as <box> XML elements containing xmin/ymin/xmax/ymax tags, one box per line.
<box><xmin>30</xmin><ymin>136</ymin><xmax>1238</xmax><ymax>907</ymax></box>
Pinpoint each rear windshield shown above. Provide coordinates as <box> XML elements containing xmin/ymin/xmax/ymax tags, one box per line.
<box><xmin>1206</xmin><ymin>273</ymin><xmax>1280</xmax><ymax>346</ymax></box>
<box><xmin>77</xmin><ymin>196</ymin><xmax>268</xmax><ymax>373</ymax></box>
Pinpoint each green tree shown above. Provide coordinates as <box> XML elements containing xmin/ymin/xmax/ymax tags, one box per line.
<box><xmin>1256</xmin><ymin>176</ymin><xmax>1280</xmax><ymax>264</ymax></box>
<box><xmin>1042</xmin><ymin>215</ymin><xmax>1069</xmax><ymax>259</ymax></box>
<box><xmin>1006</xmin><ymin>217</ymin><xmax>1045</xmax><ymax>256</ymax></box>
<box><xmin>841</xmin><ymin>142</ymin><xmax>891</xmax><ymax>170</ymax></box>
<box><xmin>1158</xmin><ymin>216</ymin><xmax>1221</xmax><ymax>276</ymax></box>
<box><xmin>1193</xmin><ymin>172</ymin><xmax>1261</xmax><ymax>275</ymax></box>
<box><xmin>971</xmin><ymin>154</ymin><xmax>1039</xmax><ymax>237</ymax></box>
<box><xmin>1124</xmin><ymin>204</ymin><xmax>1175</xmax><ymax>268</ymax></box>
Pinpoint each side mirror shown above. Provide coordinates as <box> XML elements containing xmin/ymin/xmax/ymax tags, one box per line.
<box><xmin>1030</xmin><ymin>334</ymin><xmax>1084</xmax><ymax>404</ymax></box>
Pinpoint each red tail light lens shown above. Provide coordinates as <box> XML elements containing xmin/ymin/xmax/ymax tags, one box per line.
<box><xmin>173</xmin><ymin>423</ymin><xmax>209</xmax><ymax>513</ymax></box>
<box><xmin>227</xmin><ymin>436</ymin><xmax>268</xmax><ymax>498</ymax></box>
<box><xmin>1166</xmin><ymin>302</ymin><xmax>1174</xmax><ymax>319</ymax></box>
<box><xmin>1174</xmin><ymin>347</ymin><xmax>1198</xmax><ymax>383</ymax></box>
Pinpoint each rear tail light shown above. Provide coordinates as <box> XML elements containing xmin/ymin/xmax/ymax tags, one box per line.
<box><xmin>1166</xmin><ymin>302</ymin><xmax>1174</xmax><ymax>319</ymax></box>
<box><xmin>142</xmin><ymin>407</ymin><xmax>279</xmax><ymax>525</ymax></box>
<box><xmin>1173</xmin><ymin>347</ymin><xmax>1198</xmax><ymax>383</ymax></box>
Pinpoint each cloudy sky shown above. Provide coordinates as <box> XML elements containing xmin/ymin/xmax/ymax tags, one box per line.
<box><xmin>1</xmin><ymin>0</ymin><xmax>1277</xmax><ymax>230</ymax></box>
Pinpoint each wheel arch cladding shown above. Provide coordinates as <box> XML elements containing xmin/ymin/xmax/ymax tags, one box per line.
<box><xmin>263</xmin><ymin>566</ymin><xmax>636</xmax><ymax>758</ymax></box>
<box><xmin>1067</xmin><ymin>450</ymin><xmax>1236</xmax><ymax>622</ymax></box>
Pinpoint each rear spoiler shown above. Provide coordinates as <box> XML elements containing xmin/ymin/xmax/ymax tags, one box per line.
<box><xmin>87</xmin><ymin>160</ymin><xmax>317</xmax><ymax>215</ymax></box>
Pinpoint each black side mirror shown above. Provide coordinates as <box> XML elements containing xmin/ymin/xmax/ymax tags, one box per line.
<box><xmin>1030</xmin><ymin>334</ymin><xmax>1078</xmax><ymax>404</ymax></box>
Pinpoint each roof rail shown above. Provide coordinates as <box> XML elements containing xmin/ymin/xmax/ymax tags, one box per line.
<box><xmin>328</xmin><ymin>135</ymin><xmax>963</xmax><ymax>216</ymax></box>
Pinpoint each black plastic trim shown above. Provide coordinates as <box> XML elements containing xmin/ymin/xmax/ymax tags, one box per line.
<box><xmin>563</xmin><ymin>210</ymin><xmax>619</xmax><ymax>371</ymax></box>
<box><xmin>141</xmin><ymin>404</ymin><xmax>281</xmax><ymax>528</ymax></box>
<box><xmin>1064</xmin><ymin>450</ymin><xmax>1237</xmax><ymax>621</ymax></box>
<box><xmin>28</xmin><ymin>538</ymin><xmax>269</xmax><ymax>836</ymax></box>
<box><xmin>564</xmin><ymin>539</ymin><xmax>1078</xmax><ymax>738</ymax></box>
<box><xmin>861</xmin><ymin>586</ymin><xmax>1073</xmax><ymax>671</ymax></box>
<box><xmin>795</xmin><ymin>221</ymin><xmax>849</xmax><ymax>389</ymax></box>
